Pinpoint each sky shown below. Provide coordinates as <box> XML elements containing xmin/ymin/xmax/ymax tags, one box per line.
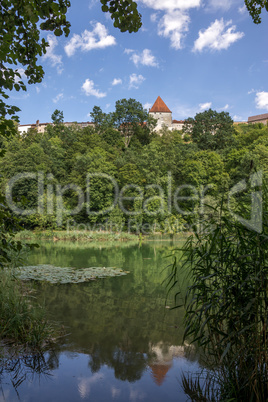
<box><xmin>12</xmin><ymin>0</ymin><xmax>268</xmax><ymax>124</ymax></box>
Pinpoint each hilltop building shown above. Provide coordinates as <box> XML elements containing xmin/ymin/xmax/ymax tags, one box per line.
<box><xmin>18</xmin><ymin>98</ymin><xmax>267</xmax><ymax>135</ymax></box>
<box><xmin>248</xmin><ymin>113</ymin><xmax>268</xmax><ymax>125</ymax></box>
<box><xmin>18</xmin><ymin>120</ymin><xmax>94</xmax><ymax>135</ymax></box>
<box><xmin>149</xmin><ymin>96</ymin><xmax>184</xmax><ymax>132</ymax></box>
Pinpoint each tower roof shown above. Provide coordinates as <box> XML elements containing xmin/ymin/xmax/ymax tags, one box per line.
<box><xmin>149</xmin><ymin>96</ymin><xmax>171</xmax><ymax>113</ymax></box>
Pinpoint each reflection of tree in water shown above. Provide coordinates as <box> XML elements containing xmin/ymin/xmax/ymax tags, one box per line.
<box><xmin>26</xmin><ymin>242</ymin><xmax>196</xmax><ymax>384</ymax></box>
<box><xmin>0</xmin><ymin>352</ymin><xmax>53</xmax><ymax>399</ymax></box>
<box><xmin>88</xmin><ymin>345</ymin><xmax>147</xmax><ymax>382</ymax></box>
<box><xmin>86</xmin><ymin>340</ymin><xmax>197</xmax><ymax>384</ymax></box>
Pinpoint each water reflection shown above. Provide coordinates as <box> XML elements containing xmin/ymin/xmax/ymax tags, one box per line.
<box><xmin>0</xmin><ymin>241</ymin><xmax>199</xmax><ymax>401</ymax></box>
<box><xmin>0</xmin><ymin>352</ymin><xmax>52</xmax><ymax>399</ymax></box>
<box><xmin>0</xmin><ymin>344</ymin><xmax>198</xmax><ymax>401</ymax></box>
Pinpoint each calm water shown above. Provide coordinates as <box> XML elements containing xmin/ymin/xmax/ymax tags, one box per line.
<box><xmin>0</xmin><ymin>241</ymin><xmax>200</xmax><ymax>401</ymax></box>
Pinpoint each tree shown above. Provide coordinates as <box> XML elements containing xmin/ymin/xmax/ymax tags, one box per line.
<box><xmin>245</xmin><ymin>0</ymin><xmax>268</xmax><ymax>23</ymax></box>
<box><xmin>1</xmin><ymin>0</ymin><xmax>266</xmax><ymax>137</ymax></box>
<box><xmin>90</xmin><ymin>106</ymin><xmax>114</xmax><ymax>135</ymax></box>
<box><xmin>51</xmin><ymin>109</ymin><xmax>64</xmax><ymax>124</ymax></box>
<box><xmin>0</xmin><ymin>0</ymin><xmax>140</xmax><ymax>136</ymax></box>
<box><xmin>100</xmin><ymin>0</ymin><xmax>141</xmax><ymax>33</ymax></box>
<box><xmin>183</xmin><ymin>109</ymin><xmax>236</xmax><ymax>151</ymax></box>
<box><xmin>0</xmin><ymin>0</ymin><xmax>71</xmax><ymax>133</ymax></box>
<box><xmin>113</xmin><ymin>98</ymin><xmax>149</xmax><ymax>148</ymax></box>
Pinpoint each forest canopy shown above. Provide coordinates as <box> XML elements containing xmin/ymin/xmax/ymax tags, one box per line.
<box><xmin>1</xmin><ymin>104</ymin><xmax>267</xmax><ymax>234</ymax></box>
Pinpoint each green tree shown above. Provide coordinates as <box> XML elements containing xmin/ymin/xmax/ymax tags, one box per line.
<box><xmin>0</xmin><ymin>0</ymin><xmax>71</xmax><ymax>132</ymax></box>
<box><xmin>51</xmin><ymin>109</ymin><xmax>64</xmax><ymax>124</ymax></box>
<box><xmin>245</xmin><ymin>0</ymin><xmax>268</xmax><ymax>23</ymax></box>
<box><xmin>0</xmin><ymin>0</ymin><xmax>142</xmax><ymax>136</ymax></box>
<box><xmin>100</xmin><ymin>0</ymin><xmax>141</xmax><ymax>32</ymax></box>
<box><xmin>184</xmin><ymin>109</ymin><xmax>236</xmax><ymax>151</ymax></box>
<box><xmin>113</xmin><ymin>99</ymin><xmax>151</xmax><ymax>148</ymax></box>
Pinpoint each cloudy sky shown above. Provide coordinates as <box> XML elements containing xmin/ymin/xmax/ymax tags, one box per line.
<box><xmin>12</xmin><ymin>0</ymin><xmax>268</xmax><ymax>124</ymax></box>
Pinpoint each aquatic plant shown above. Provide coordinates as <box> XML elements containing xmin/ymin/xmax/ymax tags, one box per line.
<box><xmin>16</xmin><ymin>264</ymin><xmax>129</xmax><ymax>284</ymax></box>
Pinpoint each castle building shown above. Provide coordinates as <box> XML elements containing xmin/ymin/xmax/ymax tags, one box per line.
<box><xmin>248</xmin><ymin>113</ymin><xmax>268</xmax><ymax>125</ymax></box>
<box><xmin>149</xmin><ymin>96</ymin><xmax>184</xmax><ymax>132</ymax></box>
<box><xmin>18</xmin><ymin>120</ymin><xmax>94</xmax><ymax>135</ymax></box>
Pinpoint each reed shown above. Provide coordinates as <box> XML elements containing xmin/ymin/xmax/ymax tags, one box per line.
<box><xmin>168</xmin><ymin>187</ymin><xmax>268</xmax><ymax>400</ymax></box>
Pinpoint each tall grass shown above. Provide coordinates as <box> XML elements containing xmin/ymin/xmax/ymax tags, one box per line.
<box><xmin>168</xmin><ymin>187</ymin><xmax>268</xmax><ymax>400</ymax></box>
<box><xmin>0</xmin><ymin>269</ymin><xmax>52</xmax><ymax>350</ymax></box>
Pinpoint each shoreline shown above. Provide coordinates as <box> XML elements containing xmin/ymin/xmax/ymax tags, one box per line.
<box><xmin>15</xmin><ymin>230</ymin><xmax>189</xmax><ymax>243</ymax></box>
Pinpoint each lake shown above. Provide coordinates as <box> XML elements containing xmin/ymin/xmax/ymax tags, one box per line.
<box><xmin>0</xmin><ymin>240</ymin><xmax>200</xmax><ymax>401</ymax></box>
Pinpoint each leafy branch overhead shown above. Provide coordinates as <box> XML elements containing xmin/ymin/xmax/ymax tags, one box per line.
<box><xmin>0</xmin><ymin>0</ymin><xmax>71</xmax><ymax>132</ymax></box>
<box><xmin>245</xmin><ymin>0</ymin><xmax>268</xmax><ymax>24</ymax></box>
<box><xmin>100</xmin><ymin>0</ymin><xmax>141</xmax><ymax>33</ymax></box>
<box><xmin>0</xmin><ymin>0</ymin><xmax>267</xmax><ymax>135</ymax></box>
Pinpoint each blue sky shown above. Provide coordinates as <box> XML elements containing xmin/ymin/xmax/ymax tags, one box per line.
<box><xmin>12</xmin><ymin>0</ymin><xmax>268</xmax><ymax>124</ymax></box>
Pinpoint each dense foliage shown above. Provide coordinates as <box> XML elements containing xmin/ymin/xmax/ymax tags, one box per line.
<box><xmin>1</xmin><ymin>104</ymin><xmax>268</xmax><ymax>235</ymax></box>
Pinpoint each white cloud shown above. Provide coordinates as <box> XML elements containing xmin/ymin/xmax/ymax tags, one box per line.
<box><xmin>140</xmin><ymin>0</ymin><xmax>201</xmax><ymax>12</ymax></box>
<box><xmin>150</xmin><ymin>13</ymin><xmax>159</xmax><ymax>23</ymax></box>
<box><xmin>43</xmin><ymin>35</ymin><xmax>63</xmax><ymax>74</ymax></box>
<box><xmin>36</xmin><ymin>87</ymin><xmax>41</xmax><ymax>94</ymax></box>
<box><xmin>193</xmin><ymin>19</ymin><xmax>244</xmax><ymax>52</ymax></box>
<box><xmin>10</xmin><ymin>93</ymin><xmax>30</xmax><ymax>100</ymax></box>
<box><xmin>143</xmin><ymin>102</ymin><xmax>152</xmax><ymax>110</ymax></box>
<box><xmin>53</xmin><ymin>93</ymin><xmax>64</xmax><ymax>103</ymax></box>
<box><xmin>206</xmin><ymin>0</ymin><xmax>233</xmax><ymax>11</ymax></box>
<box><xmin>88</xmin><ymin>0</ymin><xmax>98</xmax><ymax>9</ymax></box>
<box><xmin>223</xmin><ymin>104</ymin><xmax>229</xmax><ymax>110</ymax></box>
<box><xmin>233</xmin><ymin>114</ymin><xmax>244</xmax><ymax>121</ymax></box>
<box><xmin>78</xmin><ymin>373</ymin><xmax>103</xmax><ymax>399</ymax></box>
<box><xmin>199</xmin><ymin>102</ymin><xmax>212</xmax><ymax>111</ymax></box>
<box><xmin>158</xmin><ymin>11</ymin><xmax>190</xmax><ymax>49</ymax></box>
<box><xmin>248</xmin><ymin>88</ymin><xmax>256</xmax><ymax>94</ymax></box>
<box><xmin>112</xmin><ymin>78</ymin><xmax>122</xmax><ymax>86</ymax></box>
<box><xmin>14</xmin><ymin>68</ymin><xmax>26</xmax><ymax>83</ymax></box>
<box><xmin>82</xmin><ymin>79</ymin><xmax>106</xmax><ymax>98</ymax></box>
<box><xmin>255</xmin><ymin>91</ymin><xmax>268</xmax><ymax>110</ymax></box>
<box><xmin>130</xmin><ymin>49</ymin><xmax>158</xmax><ymax>67</ymax></box>
<box><xmin>124</xmin><ymin>48</ymin><xmax>134</xmax><ymax>54</ymax></box>
<box><xmin>65</xmin><ymin>22</ymin><xmax>116</xmax><ymax>57</ymax></box>
<box><xmin>238</xmin><ymin>4</ymin><xmax>247</xmax><ymax>14</ymax></box>
<box><xmin>129</xmin><ymin>74</ymin><xmax>145</xmax><ymax>89</ymax></box>
<box><xmin>143</xmin><ymin>1</ymin><xmax>201</xmax><ymax>50</ymax></box>
<box><xmin>111</xmin><ymin>386</ymin><xmax>121</xmax><ymax>398</ymax></box>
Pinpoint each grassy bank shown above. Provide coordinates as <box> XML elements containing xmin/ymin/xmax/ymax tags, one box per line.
<box><xmin>0</xmin><ymin>269</ymin><xmax>56</xmax><ymax>355</ymax></box>
<box><xmin>15</xmin><ymin>230</ymin><xmax>140</xmax><ymax>242</ymax></box>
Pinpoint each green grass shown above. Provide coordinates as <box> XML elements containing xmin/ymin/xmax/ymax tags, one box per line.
<box><xmin>0</xmin><ymin>269</ymin><xmax>54</xmax><ymax>352</ymax></box>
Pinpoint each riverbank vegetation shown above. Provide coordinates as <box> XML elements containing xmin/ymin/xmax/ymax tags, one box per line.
<box><xmin>0</xmin><ymin>269</ymin><xmax>53</xmax><ymax>353</ymax></box>
<box><xmin>0</xmin><ymin>201</ymin><xmax>56</xmax><ymax>354</ymax></box>
<box><xmin>1</xmin><ymin>103</ymin><xmax>268</xmax><ymax>398</ymax></box>
<box><xmin>168</xmin><ymin>195</ymin><xmax>268</xmax><ymax>400</ymax></box>
<box><xmin>15</xmin><ymin>229</ymin><xmax>139</xmax><ymax>242</ymax></box>
<box><xmin>0</xmin><ymin>105</ymin><xmax>268</xmax><ymax>235</ymax></box>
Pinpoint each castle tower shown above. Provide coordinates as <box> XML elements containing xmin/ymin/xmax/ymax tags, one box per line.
<box><xmin>149</xmin><ymin>96</ymin><xmax>172</xmax><ymax>131</ymax></box>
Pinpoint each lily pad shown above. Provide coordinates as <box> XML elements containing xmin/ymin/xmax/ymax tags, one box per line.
<box><xmin>16</xmin><ymin>264</ymin><xmax>128</xmax><ymax>284</ymax></box>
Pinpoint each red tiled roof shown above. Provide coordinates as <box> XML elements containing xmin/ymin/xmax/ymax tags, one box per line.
<box><xmin>149</xmin><ymin>363</ymin><xmax>172</xmax><ymax>386</ymax></box>
<box><xmin>149</xmin><ymin>96</ymin><xmax>171</xmax><ymax>113</ymax></box>
<box><xmin>172</xmin><ymin>120</ymin><xmax>185</xmax><ymax>124</ymax></box>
